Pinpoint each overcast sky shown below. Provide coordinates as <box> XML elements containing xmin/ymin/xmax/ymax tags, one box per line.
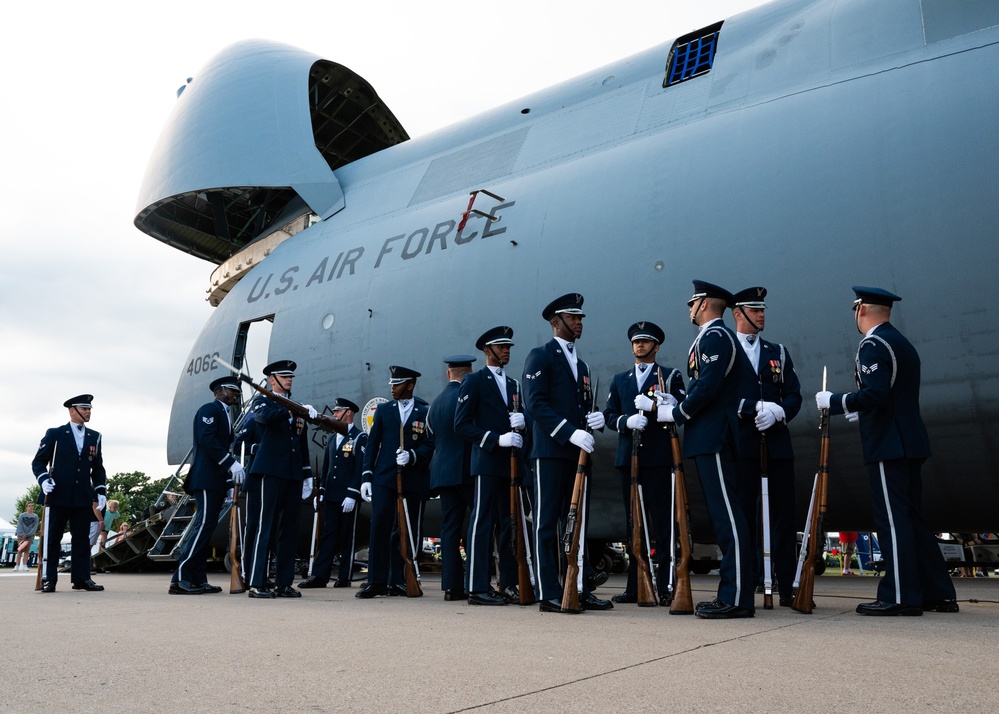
<box><xmin>0</xmin><ymin>0</ymin><xmax>768</xmax><ymax>517</ymax></box>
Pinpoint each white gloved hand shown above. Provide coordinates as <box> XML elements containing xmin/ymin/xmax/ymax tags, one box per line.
<box><xmin>396</xmin><ymin>449</ymin><xmax>410</xmax><ymax>466</ymax></box>
<box><xmin>342</xmin><ymin>497</ymin><xmax>356</xmax><ymax>513</ymax></box>
<box><xmin>626</xmin><ymin>414</ymin><xmax>648</xmax><ymax>430</ymax></box>
<box><xmin>41</xmin><ymin>478</ymin><xmax>55</xmax><ymax>495</ymax></box>
<box><xmin>509</xmin><ymin>412</ymin><xmax>526</xmax><ymax>430</ymax></box>
<box><xmin>498</xmin><ymin>432</ymin><xmax>524</xmax><ymax>449</ymax></box>
<box><xmin>759</xmin><ymin>401</ymin><xmax>786</xmax><ymax>423</ymax></box>
<box><xmin>229</xmin><ymin>462</ymin><xmax>245</xmax><ymax>485</ymax></box>
<box><xmin>301</xmin><ymin>477</ymin><xmax>313</xmax><ymax>500</ymax></box>
<box><xmin>657</xmin><ymin>405</ymin><xmax>675</xmax><ymax>423</ymax></box>
<box><xmin>569</xmin><ymin>429</ymin><xmax>595</xmax><ymax>454</ymax></box>
<box><xmin>97</xmin><ymin>494</ymin><xmax>107</xmax><ymax>510</ymax></box>
<box><xmin>586</xmin><ymin>411</ymin><xmax>605</xmax><ymax>430</ymax></box>
<box><xmin>656</xmin><ymin>392</ymin><xmax>679</xmax><ymax>409</ymax></box>
<box><xmin>303</xmin><ymin>404</ymin><xmax>318</xmax><ymax>420</ymax></box>
<box><xmin>360</xmin><ymin>482</ymin><xmax>372</xmax><ymax>502</ymax></box>
<box><xmin>634</xmin><ymin>394</ymin><xmax>655</xmax><ymax>412</ymax></box>
<box><xmin>755</xmin><ymin>408</ymin><xmax>777</xmax><ymax>431</ymax></box>
<box><xmin>816</xmin><ymin>391</ymin><xmax>832</xmax><ymax>410</ymax></box>
<box><xmin>845</xmin><ymin>411</ymin><xmax>860</xmax><ymax>423</ymax></box>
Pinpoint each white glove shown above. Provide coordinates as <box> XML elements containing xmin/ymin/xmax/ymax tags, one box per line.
<box><xmin>303</xmin><ymin>404</ymin><xmax>318</xmax><ymax>419</ymax></box>
<box><xmin>626</xmin><ymin>414</ymin><xmax>648</xmax><ymax>430</ymax></box>
<box><xmin>360</xmin><ymin>482</ymin><xmax>372</xmax><ymax>502</ymax></box>
<box><xmin>755</xmin><ymin>408</ymin><xmax>776</xmax><ymax>431</ymax></box>
<box><xmin>302</xmin><ymin>477</ymin><xmax>314</xmax><ymax>500</ymax></box>
<box><xmin>816</xmin><ymin>391</ymin><xmax>832</xmax><ymax>410</ymax></box>
<box><xmin>634</xmin><ymin>394</ymin><xmax>655</xmax><ymax>412</ymax></box>
<box><xmin>396</xmin><ymin>449</ymin><xmax>410</xmax><ymax>466</ymax></box>
<box><xmin>657</xmin><ymin>405</ymin><xmax>675</xmax><ymax>423</ymax></box>
<box><xmin>569</xmin><ymin>429</ymin><xmax>595</xmax><ymax>454</ymax></box>
<box><xmin>229</xmin><ymin>462</ymin><xmax>245</xmax><ymax>485</ymax></box>
<box><xmin>41</xmin><ymin>478</ymin><xmax>55</xmax><ymax>495</ymax></box>
<box><xmin>759</xmin><ymin>401</ymin><xmax>786</xmax><ymax>423</ymax></box>
<box><xmin>656</xmin><ymin>392</ymin><xmax>679</xmax><ymax>409</ymax></box>
<box><xmin>845</xmin><ymin>411</ymin><xmax>860</xmax><ymax>423</ymax></box>
<box><xmin>97</xmin><ymin>494</ymin><xmax>107</xmax><ymax>510</ymax></box>
<box><xmin>342</xmin><ymin>497</ymin><xmax>356</xmax><ymax>513</ymax></box>
<box><xmin>586</xmin><ymin>411</ymin><xmax>605</xmax><ymax>430</ymax></box>
<box><xmin>509</xmin><ymin>412</ymin><xmax>526</xmax><ymax>430</ymax></box>
<box><xmin>499</xmin><ymin>432</ymin><xmax>524</xmax><ymax>449</ymax></box>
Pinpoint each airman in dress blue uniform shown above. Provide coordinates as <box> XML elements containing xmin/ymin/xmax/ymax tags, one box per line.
<box><xmin>298</xmin><ymin>398</ymin><xmax>367</xmax><ymax>589</ymax></box>
<box><xmin>31</xmin><ymin>394</ymin><xmax>108</xmax><ymax>592</ymax></box>
<box><xmin>170</xmin><ymin>376</ymin><xmax>244</xmax><ymax>594</ymax></box>
<box><xmin>426</xmin><ymin>356</ymin><xmax>476</xmax><ymax>601</ymax></box>
<box><xmin>455</xmin><ymin>328</ymin><xmax>531</xmax><ymax>606</ymax></box>
<box><xmin>730</xmin><ymin>287</ymin><xmax>802</xmax><ymax>607</ymax></box>
<box><xmin>523</xmin><ymin>293</ymin><xmax>613</xmax><ymax>613</ymax></box>
<box><xmin>245</xmin><ymin>360</ymin><xmax>315</xmax><ymax>599</ymax></box>
<box><xmin>603</xmin><ymin>321</ymin><xmax>685</xmax><ymax>605</ymax></box>
<box><xmin>816</xmin><ymin>287</ymin><xmax>958</xmax><ymax>615</ymax></box>
<box><xmin>657</xmin><ymin>281</ymin><xmax>755</xmax><ymax>618</ymax></box>
<box><xmin>356</xmin><ymin>366</ymin><xmax>435</xmax><ymax>598</ymax></box>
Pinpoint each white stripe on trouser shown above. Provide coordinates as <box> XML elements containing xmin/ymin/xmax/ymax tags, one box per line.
<box><xmin>468</xmin><ymin>475</ymin><xmax>484</xmax><ymax>590</ymax></box>
<box><xmin>41</xmin><ymin>504</ymin><xmax>51</xmax><ymax>578</ymax></box>
<box><xmin>533</xmin><ymin>459</ymin><xmax>546</xmax><ymax>600</ymax></box>
<box><xmin>175</xmin><ymin>492</ymin><xmax>207</xmax><ymax>582</ymax></box>
<box><xmin>878</xmin><ymin>461</ymin><xmax>901</xmax><ymax>604</ymax></box>
<box><xmin>715</xmin><ymin>452</ymin><xmax>741</xmax><ymax>605</ymax></box>
<box><xmin>249</xmin><ymin>477</ymin><xmax>269</xmax><ymax>586</ymax></box>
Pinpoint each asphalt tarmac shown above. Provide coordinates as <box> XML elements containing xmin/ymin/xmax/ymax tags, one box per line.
<box><xmin>2</xmin><ymin>569</ymin><xmax>995</xmax><ymax>713</ymax></box>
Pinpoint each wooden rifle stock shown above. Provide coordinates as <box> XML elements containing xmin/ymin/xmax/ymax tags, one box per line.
<box><xmin>510</xmin><ymin>392</ymin><xmax>535</xmax><ymax>605</ymax></box>
<box><xmin>397</xmin><ymin>423</ymin><xmax>422</xmax><ymax>597</ymax></box>
<box><xmin>560</xmin><ymin>450</ymin><xmax>587</xmax><ymax>613</ymax></box>
<box><xmin>34</xmin><ymin>494</ymin><xmax>48</xmax><ymax>591</ymax></box>
<box><xmin>792</xmin><ymin>405</ymin><xmax>830</xmax><ymax>614</ymax></box>
<box><xmin>229</xmin><ymin>483</ymin><xmax>245</xmax><ymax>593</ymax></box>
<box><xmin>630</xmin><ymin>430</ymin><xmax>657</xmax><ymax>606</ymax></box>
<box><xmin>667</xmin><ymin>423</ymin><xmax>694</xmax><ymax>615</ymax></box>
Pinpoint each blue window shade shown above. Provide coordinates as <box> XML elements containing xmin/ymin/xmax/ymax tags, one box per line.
<box><xmin>664</xmin><ymin>21</ymin><xmax>723</xmax><ymax>87</ymax></box>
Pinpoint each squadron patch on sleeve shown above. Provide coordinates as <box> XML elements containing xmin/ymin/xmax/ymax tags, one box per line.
<box><xmin>202</xmin><ymin>416</ymin><xmax>215</xmax><ymax>424</ymax></box>
<box><xmin>861</xmin><ymin>363</ymin><xmax>878</xmax><ymax>374</ymax></box>
<box><xmin>701</xmin><ymin>353</ymin><xmax>719</xmax><ymax>363</ymax></box>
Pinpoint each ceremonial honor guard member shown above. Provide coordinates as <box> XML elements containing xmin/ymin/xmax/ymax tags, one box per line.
<box><xmin>245</xmin><ymin>360</ymin><xmax>316</xmax><ymax>599</ymax></box>
<box><xmin>522</xmin><ymin>293</ymin><xmax>612</xmax><ymax>613</ymax></box>
<box><xmin>299</xmin><ymin>398</ymin><xmax>367</xmax><ymax>589</ymax></box>
<box><xmin>31</xmin><ymin>394</ymin><xmax>108</xmax><ymax>592</ymax></box>
<box><xmin>357</xmin><ymin>366</ymin><xmax>434</xmax><ymax>598</ymax></box>
<box><xmin>171</xmin><ymin>376</ymin><xmax>244</xmax><ymax>594</ymax></box>
<box><xmin>657</xmin><ymin>281</ymin><xmax>755</xmax><ymax>618</ymax></box>
<box><xmin>427</xmin><ymin>355</ymin><xmax>476</xmax><ymax>601</ymax></box>
<box><xmin>817</xmin><ymin>286</ymin><xmax>957</xmax><ymax>615</ymax></box>
<box><xmin>603</xmin><ymin>321</ymin><xmax>685</xmax><ymax>605</ymax></box>
<box><xmin>455</xmin><ymin>327</ymin><xmax>527</xmax><ymax>606</ymax></box>
<box><xmin>730</xmin><ymin>287</ymin><xmax>802</xmax><ymax>607</ymax></box>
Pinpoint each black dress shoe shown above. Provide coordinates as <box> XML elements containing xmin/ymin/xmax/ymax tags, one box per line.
<box><xmin>538</xmin><ymin>598</ymin><xmax>565</xmax><ymax>613</ymax></box>
<box><xmin>387</xmin><ymin>584</ymin><xmax>408</xmax><ymax>597</ymax></box>
<box><xmin>40</xmin><ymin>581</ymin><xmax>56</xmax><ymax>593</ymax></box>
<box><xmin>169</xmin><ymin>580</ymin><xmax>206</xmax><ymax>595</ymax></box>
<box><xmin>588</xmin><ymin>570</ymin><xmax>609</xmax><ymax>590</ymax></box>
<box><xmin>332</xmin><ymin>580</ymin><xmax>352</xmax><ymax>588</ymax></box>
<box><xmin>500</xmin><ymin>585</ymin><xmax>528</xmax><ymax>604</ymax></box>
<box><xmin>612</xmin><ymin>592</ymin><xmax>638</xmax><ymax>604</ymax></box>
<box><xmin>275</xmin><ymin>586</ymin><xmax>302</xmax><ymax>598</ymax></box>
<box><xmin>659</xmin><ymin>594</ymin><xmax>673</xmax><ymax>607</ymax></box>
<box><xmin>580</xmin><ymin>594</ymin><xmax>614</xmax><ymax>611</ymax></box>
<box><xmin>779</xmin><ymin>596</ymin><xmax>793</xmax><ymax>607</ymax></box>
<box><xmin>444</xmin><ymin>589</ymin><xmax>469</xmax><ymax>601</ymax></box>
<box><xmin>72</xmin><ymin>579</ymin><xmax>104</xmax><ymax>591</ymax></box>
<box><xmin>355</xmin><ymin>583</ymin><xmax>388</xmax><ymax>599</ymax></box>
<box><xmin>297</xmin><ymin>577</ymin><xmax>328</xmax><ymax>589</ymax></box>
<box><xmin>856</xmin><ymin>600</ymin><xmax>922</xmax><ymax>616</ymax></box>
<box><xmin>923</xmin><ymin>599</ymin><xmax>959</xmax><ymax>613</ymax></box>
<box><xmin>199</xmin><ymin>584</ymin><xmax>223</xmax><ymax>594</ymax></box>
<box><xmin>695</xmin><ymin>599</ymin><xmax>754</xmax><ymax>619</ymax></box>
<box><xmin>248</xmin><ymin>587</ymin><xmax>275</xmax><ymax>599</ymax></box>
<box><xmin>469</xmin><ymin>591</ymin><xmax>508</xmax><ymax>606</ymax></box>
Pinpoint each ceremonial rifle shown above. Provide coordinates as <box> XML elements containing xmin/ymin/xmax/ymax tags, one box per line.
<box><xmin>213</xmin><ymin>357</ymin><xmax>348</xmax><ymax>436</ymax></box>
<box><xmin>229</xmin><ymin>482</ymin><xmax>245</xmax><ymax>594</ymax></box>
<box><xmin>509</xmin><ymin>389</ymin><xmax>536</xmax><ymax>605</ymax></box>
<box><xmin>630</xmin><ymin>399</ymin><xmax>657</xmax><ymax>607</ymax></box>
<box><xmin>659</xmin><ymin>370</ymin><xmax>693</xmax><ymax>615</ymax></box>
<box><xmin>35</xmin><ymin>440</ymin><xmax>56</xmax><ymax>591</ymax></box>
<box><xmin>760</xmin><ymin>432</ymin><xmax>773</xmax><ymax>610</ymax></box>
<box><xmin>561</xmin><ymin>376</ymin><xmax>597</xmax><ymax>614</ymax></box>
<box><xmin>396</xmin><ymin>421</ymin><xmax>423</xmax><ymax>597</ymax></box>
<box><xmin>307</xmin><ymin>454</ymin><xmax>323</xmax><ymax>579</ymax></box>
<box><xmin>793</xmin><ymin>366</ymin><xmax>830</xmax><ymax>614</ymax></box>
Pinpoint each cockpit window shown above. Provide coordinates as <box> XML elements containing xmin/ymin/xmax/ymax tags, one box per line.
<box><xmin>663</xmin><ymin>21</ymin><xmax>723</xmax><ymax>87</ymax></box>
